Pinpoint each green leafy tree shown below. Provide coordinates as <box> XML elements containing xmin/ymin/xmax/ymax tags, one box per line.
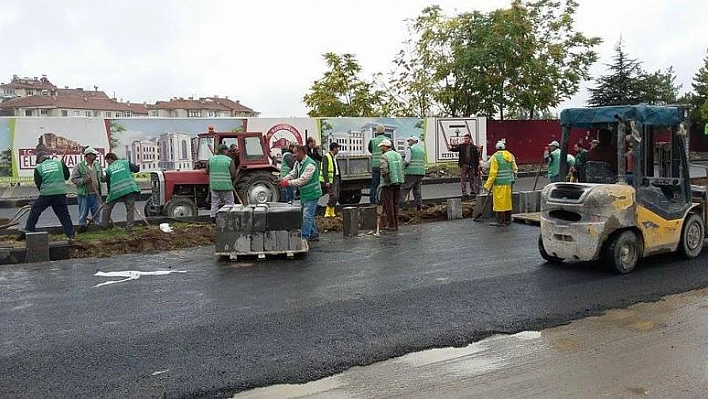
<box><xmin>0</xmin><ymin>148</ymin><xmax>12</xmax><ymax>176</ymax></box>
<box><xmin>303</xmin><ymin>53</ymin><xmax>385</xmax><ymax>117</ymax></box>
<box><xmin>589</xmin><ymin>41</ymin><xmax>681</xmax><ymax>106</ymax></box>
<box><xmin>384</xmin><ymin>1</ymin><xmax>600</xmax><ymax>119</ymax></box>
<box><xmin>690</xmin><ymin>49</ymin><xmax>708</xmax><ymax>128</ymax></box>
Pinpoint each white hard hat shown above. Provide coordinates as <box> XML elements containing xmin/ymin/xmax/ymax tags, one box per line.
<box><xmin>84</xmin><ymin>147</ymin><xmax>99</xmax><ymax>155</ymax></box>
<box><xmin>496</xmin><ymin>141</ymin><xmax>505</xmax><ymax>150</ymax></box>
<box><xmin>549</xmin><ymin>140</ymin><xmax>560</xmax><ymax>147</ymax></box>
<box><xmin>378</xmin><ymin>139</ymin><xmax>392</xmax><ymax>147</ymax></box>
<box><xmin>407</xmin><ymin>136</ymin><xmax>418</xmax><ymax>142</ymax></box>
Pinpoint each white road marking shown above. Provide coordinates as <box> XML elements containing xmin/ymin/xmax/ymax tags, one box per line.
<box><xmin>151</xmin><ymin>369</ymin><xmax>170</xmax><ymax>376</ymax></box>
<box><xmin>94</xmin><ymin>270</ymin><xmax>187</xmax><ymax>287</ymax></box>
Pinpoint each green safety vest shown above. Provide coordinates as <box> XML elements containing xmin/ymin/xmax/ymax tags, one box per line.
<box><xmin>370</xmin><ymin>135</ymin><xmax>387</xmax><ymax>168</ymax></box>
<box><xmin>37</xmin><ymin>159</ymin><xmax>67</xmax><ymax>196</ymax></box>
<box><xmin>493</xmin><ymin>151</ymin><xmax>513</xmax><ymax>186</ymax></box>
<box><xmin>105</xmin><ymin>160</ymin><xmax>139</xmax><ymax>203</ymax></box>
<box><xmin>405</xmin><ymin>145</ymin><xmax>426</xmax><ymax>176</ymax></box>
<box><xmin>280</xmin><ymin>151</ymin><xmax>293</xmax><ymax>178</ymax></box>
<box><xmin>208</xmin><ymin>154</ymin><xmax>233</xmax><ymax>191</ymax></box>
<box><xmin>297</xmin><ymin>156</ymin><xmax>322</xmax><ymax>202</ymax></box>
<box><xmin>381</xmin><ymin>150</ymin><xmax>404</xmax><ymax>186</ymax></box>
<box><xmin>319</xmin><ymin>153</ymin><xmax>336</xmax><ymax>183</ymax></box>
<box><xmin>548</xmin><ymin>148</ymin><xmax>561</xmax><ymax>178</ymax></box>
<box><xmin>76</xmin><ymin>160</ymin><xmax>103</xmax><ymax>196</ymax></box>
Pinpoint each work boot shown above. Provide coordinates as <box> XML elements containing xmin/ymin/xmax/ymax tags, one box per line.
<box><xmin>504</xmin><ymin>211</ymin><xmax>513</xmax><ymax>225</ymax></box>
<box><xmin>489</xmin><ymin>212</ymin><xmax>504</xmax><ymax>226</ymax></box>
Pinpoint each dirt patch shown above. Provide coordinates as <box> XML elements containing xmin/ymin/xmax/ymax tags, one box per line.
<box><xmin>317</xmin><ymin>202</ymin><xmax>476</xmax><ymax>233</ymax></box>
<box><xmin>0</xmin><ymin>202</ymin><xmax>479</xmax><ymax>258</ymax></box>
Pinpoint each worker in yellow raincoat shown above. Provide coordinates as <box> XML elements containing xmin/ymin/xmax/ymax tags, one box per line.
<box><xmin>484</xmin><ymin>141</ymin><xmax>518</xmax><ymax>226</ymax></box>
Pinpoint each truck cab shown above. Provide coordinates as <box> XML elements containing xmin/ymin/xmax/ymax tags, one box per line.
<box><xmin>539</xmin><ymin>104</ymin><xmax>705</xmax><ymax>273</ymax></box>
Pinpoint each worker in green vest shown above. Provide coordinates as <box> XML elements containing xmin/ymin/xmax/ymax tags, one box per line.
<box><xmin>279</xmin><ymin>143</ymin><xmax>295</xmax><ymax>204</ymax></box>
<box><xmin>18</xmin><ymin>151</ymin><xmax>75</xmax><ymax>240</ymax></box>
<box><xmin>71</xmin><ymin>147</ymin><xmax>103</xmax><ymax>233</ymax></box>
<box><xmin>280</xmin><ymin>145</ymin><xmax>322</xmax><ymax>242</ymax></box>
<box><xmin>367</xmin><ymin>124</ymin><xmax>387</xmax><ymax>204</ymax></box>
<box><xmin>101</xmin><ymin>153</ymin><xmax>140</xmax><ymax>232</ymax></box>
<box><xmin>207</xmin><ymin>144</ymin><xmax>237</xmax><ymax>224</ymax></box>
<box><xmin>320</xmin><ymin>142</ymin><xmax>341</xmax><ymax>218</ymax></box>
<box><xmin>399</xmin><ymin>136</ymin><xmax>425</xmax><ymax>210</ymax></box>
<box><xmin>484</xmin><ymin>141</ymin><xmax>518</xmax><ymax>226</ymax></box>
<box><xmin>379</xmin><ymin>139</ymin><xmax>404</xmax><ymax>231</ymax></box>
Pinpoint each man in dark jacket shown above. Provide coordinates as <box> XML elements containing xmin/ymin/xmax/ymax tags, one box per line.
<box><xmin>306</xmin><ymin>137</ymin><xmax>323</xmax><ymax>163</ymax></box>
<box><xmin>447</xmin><ymin>133</ymin><xmax>480</xmax><ymax>198</ymax></box>
<box><xmin>18</xmin><ymin>151</ymin><xmax>75</xmax><ymax>240</ymax></box>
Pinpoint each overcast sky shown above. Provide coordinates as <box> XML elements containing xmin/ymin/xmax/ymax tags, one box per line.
<box><xmin>2</xmin><ymin>0</ymin><xmax>706</xmax><ymax>117</ymax></box>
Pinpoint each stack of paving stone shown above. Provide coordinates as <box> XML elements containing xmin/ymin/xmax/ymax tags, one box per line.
<box><xmin>214</xmin><ymin>203</ymin><xmax>303</xmax><ymax>255</ymax></box>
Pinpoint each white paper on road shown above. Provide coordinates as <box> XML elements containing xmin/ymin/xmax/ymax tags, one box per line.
<box><xmin>94</xmin><ymin>270</ymin><xmax>187</xmax><ymax>287</ymax></box>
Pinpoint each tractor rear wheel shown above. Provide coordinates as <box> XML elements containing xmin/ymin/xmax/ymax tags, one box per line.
<box><xmin>238</xmin><ymin>171</ymin><xmax>280</xmax><ymax>205</ymax></box>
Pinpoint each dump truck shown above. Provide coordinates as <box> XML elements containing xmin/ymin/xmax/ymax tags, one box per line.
<box><xmin>538</xmin><ymin>104</ymin><xmax>706</xmax><ymax>273</ymax></box>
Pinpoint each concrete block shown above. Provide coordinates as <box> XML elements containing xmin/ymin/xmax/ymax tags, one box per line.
<box><xmin>527</xmin><ymin>190</ymin><xmax>542</xmax><ymax>213</ymax></box>
<box><xmin>216</xmin><ymin>207</ymin><xmax>231</xmax><ymax>233</ymax></box>
<box><xmin>446</xmin><ymin>198</ymin><xmax>463</xmax><ymax>220</ymax></box>
<box><xmin>342</xmin><ymin>207</ymin><xmax>360</xmax><ymax>237</ymax></box>
<box><xmin>240</xmin><ymin>206</ymin><xmax>253</xmax><ymax>232</ymax></box>
<box><xmin>215</xmin><ymin>230</ymin><xmax>235</xmax><ymax>253</ymax></box>
<box><xmin>474</xmin><ymin>193</ymin><xmax>495</xmax><ymax>219</ymax></box>
<box><xmin>266</xmin><ymin>205</ymin><xmax>301</xmax><ymax>231</ymax></box>
<box><xmin>25</xmin><ymin>232</ymin><xmax>50</xmax><ymax>263</ymax></box>
<box><xmin>511</xmin><ymin>192</ymin><xmax>523</xmax><ymax>214</ymax></box>
<box><xmin>252</xmin><ymin>206</ymin><xmax>267</xmax><ymax>232</ymax></box>
<box><xmin>234</xmin><ymin>232</ymin><xmax>251</xmax><ymax>253</ymax></box>
<box><xmin>360</xmin><ymin>206</ymin><xmax>377</xmax><ymax>230</ymax></box>
<box><xmin>251</xmin><ymin>232</ymin><xmax>264</xmax><ymax>252</ymax></box>
<box><xmin>275</xmin><ymin>230</ymin><xmax>289</xmax><ymax>251</ymax></box>
<box><xmin>289</xmin><ymin>230</ymin><xmax>303</xmax><ymax>250</ymax></box>
<box><xmin>49</xmin><ymin>242</ymin><xmax>72</xmax><ymax>261</ymax></box>
<box><xmin>264</xmin><ymin>231</ymin><xmax>277</xmax><ymax>252</ymax></box>
<box><xmin>228</xmin><ymin>205</ymin><xmax>242</xmax><ymax>232</ymax></box>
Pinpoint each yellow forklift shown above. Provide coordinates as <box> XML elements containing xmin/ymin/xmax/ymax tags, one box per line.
<box><xmin>539</xmin><ymin>105</ymin><xmax>706</xmax><ymax>273</ymax></box>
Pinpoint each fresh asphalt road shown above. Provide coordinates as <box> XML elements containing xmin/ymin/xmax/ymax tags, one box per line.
<box><xmin>0</xmin><ymin>176</ymin><xmax>551</xmax><ymax>228</ymax></box>
<box><xmin>2</xmin><ymin>218</ymin><xmax>708</xmax><ymax>398</ymax></box>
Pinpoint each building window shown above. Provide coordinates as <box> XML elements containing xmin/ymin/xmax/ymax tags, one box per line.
<box><xmin>125</xmin><ymin>111</ymin><xmax>132</xmax><ymax>117</ymax></box>
<box><xmin>93</xmin><ymin>111</ymin><xmax>99</xmax><ymax>117</ymax></box>
<box><xmin>61</xmin><ymin>110</ymin><xmax>68</xmax><ymax>117</ymax></box>
<box><xmin>105</xmin><ymin>111</ymin><xmax>112</xmax><ymax>118</ymax></box>
<box><xmin>74</xmin><ymin>111</ymin><xmax>80</xmax><ymax>117</ymax></box>
<box><xmin>188</xmin><ymin>110</ymin><xmax>201</xmax><ymax>117</ymax></box>
<box><xmin>208</xmin><ymin>111</ymin><xmax>215</xmax><ymax>117</ymax></box>
<box><xmin>24</xmin><ymin>110</ymin><xmax>33</xmax><ymax>116</ymax></box>
<box><xmin>151</xmin><ymin>110</ymin><xmax>158</xmax><ymax>117</ymax></box>
<box><xmin>26</xmin><ymin>90</ymin><xmax>34</xmax><ymax>96</ymax></box>
<box><xmin>181</xmin><ymin>140</ymin><xmax>188</xmax><ymax>160</ymax></box>
<box><xmin>40</xmin><ymin>109</ymin><xmax>48</xmax><ymax>116</ymax></box>
<box><xmin>85</xmin><ymin>111</ymin><xmax>92</xmax><ymax>117</ymax></box>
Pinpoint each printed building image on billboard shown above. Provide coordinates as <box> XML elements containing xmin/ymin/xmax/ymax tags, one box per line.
<box><xmin>109</xmin><ymin>118</ymin><xmax>246</xmax><ymax>171</ymax></box>
<box><xmin>319</xmin><ymin>118</ymin><xmax>425</xmax><ymax>157</ymax></box>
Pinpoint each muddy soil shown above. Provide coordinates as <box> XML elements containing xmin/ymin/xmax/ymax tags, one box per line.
<box><xmin>0</xmin><ymin>202</ymin><xmax>478</xmax><ymax>259</ymax></box>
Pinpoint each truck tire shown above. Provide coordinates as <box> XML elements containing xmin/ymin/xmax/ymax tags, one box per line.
<box><xmin>339</xmin><ymin>190</ymin><xmax>362</xmax><ymax>205</ymax></box>
<box><xmin>538</xmin><ymin>234</ymin><xmax>563</xmax><ymax>264</ymax></box>
<box><xmin>165</xmin><ymin>197</ymin><xmax>198</xmax><ymax>218</ymax></box>
<box><xmin>238</xmin><ymin>171</ymin><xmax>280</xmax><ymax>204</ymax></box>
<box><xmin>604</xmin><ymin>230</ymin><xmax>640</xmax><ymax>274</ymax></box>
<box><xmin>680</xmin><ymin>213</ymin><xmax>704</xmax><ymax>259</ymax></box>
<box><xmin>143</xmin><ymin>198</ymin><xmax>160</xmax><ymax>217</ymax></box>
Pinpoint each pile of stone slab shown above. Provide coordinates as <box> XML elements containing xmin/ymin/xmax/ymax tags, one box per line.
<box><xmin>214</xmin><ymin>203</ymin><xmax>306</xmax><ymax>258</ymax></box>
<box><xmin>474</xmin><ymin>190</ymin><xmax>543</xmax><ymax>219</ymax></box>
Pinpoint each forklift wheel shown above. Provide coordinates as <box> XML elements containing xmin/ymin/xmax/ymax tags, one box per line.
<box><xmin>605</xmin><ymin>230</ymin><xmax>640</xmax><ymax>274</ymax></box>
<box><xmin>538</xmin><ymin>235</ymin><xmax>563</xmax><ymax>264</ymax></box>
<box><xmin>680</xmin><ymin>213</ymin><xmax>704</xmax><ymax>259</ymax></box>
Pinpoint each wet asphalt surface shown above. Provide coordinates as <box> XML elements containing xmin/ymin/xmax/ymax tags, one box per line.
<box><xmin>2</xmin><ymin>219</ymin><xmax>708</xmax><ymax>398</ymax></box>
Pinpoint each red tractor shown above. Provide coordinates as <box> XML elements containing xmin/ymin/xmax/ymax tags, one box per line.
<box><xmin>145</xmin><ymin>128</ymin><xmax>281</xmax><ymax>218</ymax></box>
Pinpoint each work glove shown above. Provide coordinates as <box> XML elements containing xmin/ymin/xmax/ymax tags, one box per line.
<box><xmin>278</xmin><ymin>179</ymin><xmax>289</xmax><ymax>188</ymax></box>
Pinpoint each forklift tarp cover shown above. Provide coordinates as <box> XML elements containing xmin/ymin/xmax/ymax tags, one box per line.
<box><xmin>560</xmin><ymin>104</ymin><xmax>682</xmax><ymax>128</ymax></box>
